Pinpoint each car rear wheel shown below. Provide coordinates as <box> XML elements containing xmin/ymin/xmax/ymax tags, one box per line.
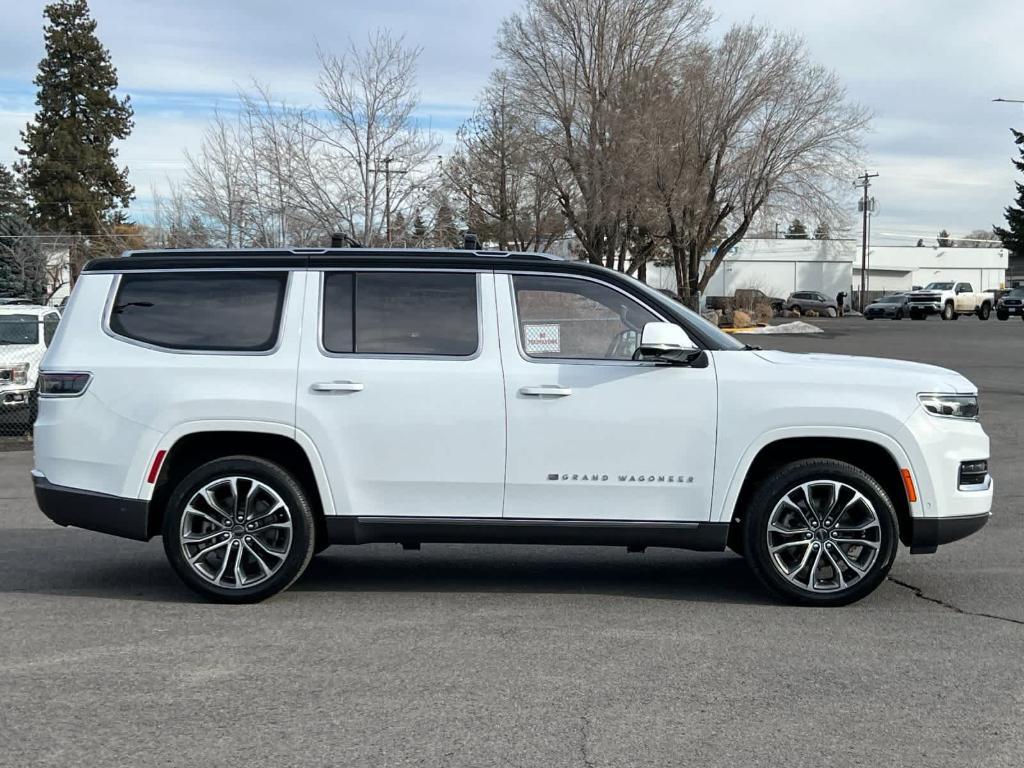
<box><xmin>163</xmin><ymin>456</ymin><xmax>316</xmax><ymax>603</ymax></box>
<box><xmin>741</xmin><ymin>459</ymin><xmax>899</xmax><ymax>606</ymax></box>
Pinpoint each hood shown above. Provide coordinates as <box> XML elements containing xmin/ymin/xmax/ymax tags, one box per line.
<box><xmin>751</xmin><ymin>350</ymin><xmax>975</xmax><ymax>394</ymax></box>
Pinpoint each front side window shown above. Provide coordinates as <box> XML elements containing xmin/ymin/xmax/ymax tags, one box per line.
<box><xmin>512</xmin><ymin>274</ymin><xmax>659</xmax><ymax>361</ymax></box>
<box><xmin>109</xmin><ymin>272</ymin><xmax>287</xmax><ymax>351</ymax></box>
<box><xmin>322</xmin><ymin>271</ymin><xmax>479</xmax><ymax>356</ymax></box>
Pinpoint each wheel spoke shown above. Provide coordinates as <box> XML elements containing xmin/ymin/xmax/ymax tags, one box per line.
<box><xmin>807</xmin><ymin>546</ymin><xmax>825</xmax><ymax>590</ymax></box>
<box><xmin>822</xmin><ymin>548</ymin><xmax>847</xmax><ymax>589</ymax></box>
<box><xmin>181</xmin><ymin>476</ymin><xmax>293</xmax><ymax>590</ymax></box>
<box><xmin>830</xmin><ymin>543</ymin><xmax>869</xmax><ymax>577</ymax></box>
<box><xmin>833</xmin><ymin>537</ymin><xmax>879</xmax><ymax>550</ymax></box>
<box><xmin>770</xmin><ymin>540</ymin><xmax>809</xmax><ymax>555</ymax></box>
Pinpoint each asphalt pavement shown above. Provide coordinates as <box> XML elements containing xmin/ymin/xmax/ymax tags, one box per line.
<box><xmin>1</xmin><ymin>315</ymin><xmax>1022</xmax><ymax>767</ymax></box>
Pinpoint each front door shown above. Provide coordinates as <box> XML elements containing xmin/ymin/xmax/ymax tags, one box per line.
<box><xmin>296</xmin><ymin>269</ymin><xmax>506</xmax><ymax>518</ymax></box>
<box><xmin>495</xmin><ymin>272</ymin><xmax>718</xmax><ymax>522</ymax></box>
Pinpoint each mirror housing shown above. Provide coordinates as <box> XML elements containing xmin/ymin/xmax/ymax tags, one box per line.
<box><xmin>633</xmin><ymin>322</ymin><xmax>704</xmax><ymax>366</ymax></box>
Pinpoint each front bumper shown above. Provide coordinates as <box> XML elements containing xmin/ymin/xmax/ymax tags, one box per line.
<box><xmin>908</xmin><ymin>513</ymin><xmax>990</xmax><ymax>554</ymax></box>
<box><xmin>0</xmin><ymin>387</ymin><xmax>34</xmax><ymax>410</ymax></box>
<box><xmin>908</xmin><ymin>302</ymin><xmax>942</xmax><ymax>314</ymax></box>
<box><xmin>997</xmin><ymin>304</ymin><xmax>1023</xmax><ymax>315</ymax></box>
<box><xmin>32</xmin><ymin>471</ymin><xmax>152</xmax><ymax>541</ymax></box>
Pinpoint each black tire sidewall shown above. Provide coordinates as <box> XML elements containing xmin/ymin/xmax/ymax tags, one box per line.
<box><xmin>742</xmin><ymin>459</ymin><xmax>899</xmax><ymax>606</ymax></box>
<box><xmin>162</xmin><ymin>456</ymin><xmax>316</xmax><ymax>603</ymax></box>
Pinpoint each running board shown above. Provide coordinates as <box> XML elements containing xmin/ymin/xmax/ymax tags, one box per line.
<box><xmin>324</xmin><ymin>516</ymin><xmax>729</xmax><ymax>552</ymax></box>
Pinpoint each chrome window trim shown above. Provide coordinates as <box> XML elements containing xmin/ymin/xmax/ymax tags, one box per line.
<box><xmin>502</xmin><ymin>270</ymin><xmax>668</xmax><ymax>368</ymax></box>
<box><xmin>316</xmin><ymin>269</ymin><xmax>485</xmax><ymax>362</ymax></box>
<box><xmin>101</xmin><ymin>271</ymin><xmax>291</xmax><ymax>357</ymax></box>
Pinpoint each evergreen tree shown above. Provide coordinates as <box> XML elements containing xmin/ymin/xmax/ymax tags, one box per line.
<box><xmin>15</xmin><ymin>0</ymin><xmax>134</xmax><ymax>273</ymax></box>
<box><xmin>431</xmin><ymin>201</ymin><xmax>459</xmax><ymax>247</ymax></box>
<box><xmin>937</xmin><ymin>229</ymin><xmax>952</xmax><ymax>247</ymax></box>
<box><xmin>916</xmin><ymin>238</ymin><xmax>925</xmax><ymax>247</ymax></box>
<box><xmin>411</xmin><ymin>210</ymin><xmax>427</xmax><ymax>244</ymax></box>
<box><xmin>813</xmin><ymin>222</ymin><xmax>830</xmax><ymax>240</ymax></box>
<box><xmin>994</xmin><ymin>128</ymin><xmax>1024</xmax><ymax>260</ymax></box>
<box><xmin>785</xmin><ymin>219</ymin><xmax>809</xmax><ymax>239</ymax></box>
<box><xmin>0</xmin><ymin>164</ymin><xmax>32</xmax><ymax>297</ymax></box>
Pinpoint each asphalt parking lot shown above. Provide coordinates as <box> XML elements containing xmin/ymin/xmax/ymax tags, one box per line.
<box><xmin>2</xmin><ymin>316</ymin><xmax>1022</xmax><ymax>768</ymax></box>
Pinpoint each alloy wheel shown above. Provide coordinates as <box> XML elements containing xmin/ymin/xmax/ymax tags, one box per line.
<box><xmin>178</xmin><ymin>476</ymin><xmax>293</xmax><ymax>589</ymax></box>
<box><xmin>765</xmin><ymin>480</ymin><xmax>882</xmax><ymax>593</ymax></box>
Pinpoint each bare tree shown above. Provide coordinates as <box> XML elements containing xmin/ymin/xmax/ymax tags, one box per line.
<box><xmin>644</xmin><ymin>24</ymin><xmax>869</xmax><ymax>300</ymax></box>
<box><xmin>446</xmin><ymin>71</ymin><xmax>564</xmax><ymax>250</ymax></box>
<box><xmin>497</xmin><ymin>0</ymin><xmax>710</xmax><ymax>266</ymax></box>
<box><xmin>308</xmin><ymin>31</ymin><xmax>441</xmax><ymax>246</ymax></box>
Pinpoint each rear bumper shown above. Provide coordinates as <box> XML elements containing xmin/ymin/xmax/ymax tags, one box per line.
<box><xmin>908</xmin><ymin>512</ymin><xmax>990</xmax><ymax>554</ymax></box>
<box><xmin>32</xmin><ymin>471</ymin><xmax>152</xmax><ymax>541</ymax></box>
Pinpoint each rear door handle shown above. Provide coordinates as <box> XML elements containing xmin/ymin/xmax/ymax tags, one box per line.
<box><xmin>311</xmin><ymin>380</ymin><xmax>364</xmax><ymax>393</ymax></box>
<box><xmin>519</xmin><ymin>386</ymin><xmax>573</xmax><ymax>398</ymax></box>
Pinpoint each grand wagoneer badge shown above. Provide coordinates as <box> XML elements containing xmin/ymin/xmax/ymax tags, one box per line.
<box><xmin>547</xmin><ymin>473</ymin><xmax>694</xmax><ymax>484</ymax></box>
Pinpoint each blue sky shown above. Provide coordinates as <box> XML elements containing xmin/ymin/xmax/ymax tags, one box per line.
<box><xmin>1</xmin><ymin>0</ymin><xmax>1022</xmax><ymax>243</ymax></box>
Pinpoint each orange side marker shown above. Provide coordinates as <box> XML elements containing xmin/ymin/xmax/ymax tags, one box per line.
<box><xmin>900</xmin><ymin>468</ymin><xmax>918</xmax><ymax>503</ymax></box>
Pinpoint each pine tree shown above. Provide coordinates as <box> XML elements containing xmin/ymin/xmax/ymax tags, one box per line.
<box><xmin>15</xmin><ymin>0</ymin><xmax>134</xmax><ymax>273</ymax></box>
<box><xmin>411</xmin><ymin>210</ymin><xmax>427</xmax><ymax>244</ymax></box>
<box><xmin>937</xmin><ymin>229</ymin><xmax>952</xmax><ymax>247</ymax></box>
<box><xmin>785</xmin><ymin>219</ymin><xmax>808</xmax><ymax>239</ymax></box>
<box><xmin>813</xmin><ymin>222</ymin><xmax>830</xmax><ymax>240</ymax></box>
<box><xmin>431</xmin><ymin>202</ymin><xmax>459</xmax><ymax>247</ymax></box>
<box><xmin>994</xmin><ymin>128</ymin><xmax>1024</xmax><ymax>259</ymax></box>
<box><xmin>0</xmin><ymin>164</ymin><xmax>32</xmax><ymax>297</ymax></box>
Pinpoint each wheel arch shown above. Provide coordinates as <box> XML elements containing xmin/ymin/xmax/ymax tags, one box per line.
<box><xmin>726</xmin><ymin>435</ymin><xmax>914</xmax><ymax>548</ymax></box>
<box><xmin>147</xmin><ymin>428</ymin><xmax>332</xmax><ymax>543</ymax></box>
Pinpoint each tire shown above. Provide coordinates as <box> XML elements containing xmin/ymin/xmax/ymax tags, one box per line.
<box><xmin>865</xmin><ymin>315</ymin><xmax>873</xmax><ymax>320</ymax></box>
<box><xmin>997</xmin><ymin>308</ymin><xmax>1008</xmax><ymax>321</ymax></box>
<box><xmin>894</xmin><ymin>310</ymin><xmax>903</xmax><ymax>320</ymax></box>
<box><xmin>163</xmin><ymin>456</ymin><xmax>316</xmax><ymax>603</ymax></box>
<box><xmin>976</xmin><ymin>303</ymin><xmax>991</xmax><ymax>321</ymax></box>
<box><xmin>740</xmin><ymin>459</ymin><xmax>899</xmax><ymax>606</ymax></box>
<box><xmin>941</xmin><ymin>302</ymin><xmax>955</xmax><ymax>321</ymax></box>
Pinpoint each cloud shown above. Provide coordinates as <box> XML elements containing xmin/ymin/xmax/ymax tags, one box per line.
<box><xmin>1</xmin><ymin>0</ymin><xmax>1022</xmax><ymax>240</ymax></box>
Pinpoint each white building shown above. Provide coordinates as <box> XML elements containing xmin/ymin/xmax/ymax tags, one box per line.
<box><xmin>856</xmin><ymin>245</ymin><xmax>1008</xmax><ymax>292</ymax></box>
<box><xmin>643</xmin><ymin>239</ymin><xmax>1008</xmax><ymax>301</ymax></box>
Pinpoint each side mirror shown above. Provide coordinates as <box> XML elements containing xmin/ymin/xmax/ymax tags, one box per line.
<box><xmin>633</xmin><ymin>322</ymin><xmax>703</xmax><ymax>365</ymax></box>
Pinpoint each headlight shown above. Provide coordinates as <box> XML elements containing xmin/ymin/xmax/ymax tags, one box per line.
<box><xmin>12</xmin><ymin>363</ymin><xmax>29</xmax><ymax>386</ymax></box>
<box><xmin>918</xmin><ymin>393</ymin><xmax>979</xmax><ymax>420</ymax></box>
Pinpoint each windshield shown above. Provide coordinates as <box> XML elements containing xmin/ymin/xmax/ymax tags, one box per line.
<box><xmin>1007</xmin><ymin>288</ymin><xmax>1024</xmax><ymax>297</ymax></box>
<box><xmin>0</xmin><ymin>314</ymin><xmax>39</xmax><ymax>345</ymax></box>
<box><xmin>924</xmin><ymin>282</ymin><xmax>953</xmax><ymax>290</ymax></box>
<box><xmin>620</xmin><ymin>273</ymin><xmax>746</xmax><ymax>351</ymax></box>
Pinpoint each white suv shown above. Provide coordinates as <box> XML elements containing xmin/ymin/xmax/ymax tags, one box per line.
<box><xmin>1</xmin><ymin>304</ymin><xmax>61</xmax><ymax>433</ymax></box>
<box><xmin>32</xmin><ymin>249</ymin><xmax>993</xmax><ymax>605</ymax></box>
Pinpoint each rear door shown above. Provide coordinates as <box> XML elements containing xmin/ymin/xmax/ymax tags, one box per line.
<box><xmin>496</xmin><ymin>272</ymin><xmax>718</xmax><ymax>522</ymax></box>
<box><xmin>296</xmin><ymin>269</ymin><xmax>506</xmax><ymax>518</ymax></box>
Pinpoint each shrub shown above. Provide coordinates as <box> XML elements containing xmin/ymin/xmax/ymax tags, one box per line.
<box><xmin>752</xmin><ymin>302</ymin><xmax>774</xmax><ymax>323</ymax></box>
<box><xmin>732</xmin><ymin>309</ymin><xmax>754</xmax><ymax>328</ymax></box>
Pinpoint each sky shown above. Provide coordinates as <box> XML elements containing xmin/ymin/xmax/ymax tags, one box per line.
<box><xmin>0</xmin><ymin>0</ymin><xmax>1022</xmax><ymax>245</ymax></box>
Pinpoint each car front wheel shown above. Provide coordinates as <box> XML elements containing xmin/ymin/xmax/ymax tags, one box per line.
<box><xmin>941</xmin><ymin>302</ymin><xmax>955</xmax><ymax>320</ymax></box>
<box><xmin>977</xmin><ymin>303</ymin><xmax>991</xmax><ymax>320</ymax></box>
<box><xmin>996</xmin><ymin>308</ymin><xmax>1008</xmax><ymax>321</ymax></box>
<box><xmin>741</xmin><ymin>459</ymin><xmax>899</xmax><ymax>606</ymax></box>
<box><xmin>163</xmin><ymin>456</ymin><xmax>316</xmax><ymax>603</ymax></box>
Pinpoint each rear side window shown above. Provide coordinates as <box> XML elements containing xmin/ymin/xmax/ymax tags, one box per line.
<box><xmin>109</xmin><ymin>272</ymin><xmax>287</xmax><ymax>351</ymax></box>
<box><xmin>322</xmin><ymin>272</ymin><xmax>478</xmax><ymax>356</ymax></box>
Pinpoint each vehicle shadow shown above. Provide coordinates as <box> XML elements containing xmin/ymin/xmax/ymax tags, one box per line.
<box><xmin>0</xmin><ymin>530</ymin><xmax>772</xmax><ymax>606</ymax></box>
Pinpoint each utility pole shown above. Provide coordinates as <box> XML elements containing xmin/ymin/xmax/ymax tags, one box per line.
<box><xmin>854</xmin><ymin>171</ymin><xmax>879</xmax><ymax>311</ymax></box>
<box><xmin>369</xmin><ymin>156</ymin><xmax>408</xmax><ymax>245</ymax></box>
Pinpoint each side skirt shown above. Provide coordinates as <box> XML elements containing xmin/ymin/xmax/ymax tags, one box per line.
<box><xmin>325</xmin><ymin>516</ymin><xmax>729</xmax><ymax>552</ymax></box>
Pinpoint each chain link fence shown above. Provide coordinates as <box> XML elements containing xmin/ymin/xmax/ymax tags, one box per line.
<box><xmin>1</xmin><ymin>308</ymin><xmax>50</xmax><ymax>447</ymax></box>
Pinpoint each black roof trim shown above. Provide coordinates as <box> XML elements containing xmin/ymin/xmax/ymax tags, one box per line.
<box><xmin>81</xmin><ymin>247</ymin><xmax>564</xmax><ymax>273</ymax></box>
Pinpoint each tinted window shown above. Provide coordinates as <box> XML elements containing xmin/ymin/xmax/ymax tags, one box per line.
<box><xmin>110</xmin><ymin>272</ymin><xmax>287</xmax><ymax>351</ymax></box>
<box><xmin>322</xmin><ymin>271</ymin><xmax>478</xmax><ymax>356</ymax></box>
<box><xmin>512</xmin><ymin>274</ymin><xmax>658</xmax><ymax>360</ymax></box>
<box><xmin>43</xmin><ymin>313</ymin><xmax>60</xmax><ymax>346</ymax></box>
<box><xmin>0</xmin><ymin>314</ymin><xmax>38</xmax><ymax>345</ymax></box>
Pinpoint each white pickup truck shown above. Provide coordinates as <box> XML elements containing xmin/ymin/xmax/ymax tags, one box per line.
<box><xmin>906</xmin><ymin>281</ymin><xmax>994</xmax><ymax>321</ymax></box>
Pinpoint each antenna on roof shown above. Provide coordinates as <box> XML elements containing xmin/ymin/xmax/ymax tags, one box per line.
<box><xmin>462</xmin><ymin>232</ymin><xmax>481</xmax><ymax>250</ymax></box>
<box><xmin>331</xmin><ymin>232</ymin><xmax>362</xmax><ymax>248</ymax></box>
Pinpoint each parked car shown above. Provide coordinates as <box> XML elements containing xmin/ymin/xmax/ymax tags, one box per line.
<box><xmin>706</xmin><ymin>288</ymin><xmax>784</xmax><ymax>314</ymax></box>
<box><xmin>0</xmin><ymin>305</ymin><xmax>61</xmax><ymax>433</ymax></box>
<box><xmin>995</xmin><ymin>288</ymin><xmax>1024</xmax><ymax>321</ymax></box>
<box><xmin>863</xmin><ymin>294</ymin><xmax>910</xmax><ymax>320</ymax></box>
<box><xmin>785</xmin><ymin>291</ymin><xmax>838</xmax><ymax>317</ymax></box>
<box><xmin>906</xmin><ymin>282</ymin><xmax>994</xmax><ymax>321</ymax></box>
<box><xmin>33</xmin><ymin>248</ymin><xmax>992</xmax><ymax>606</ymax></box>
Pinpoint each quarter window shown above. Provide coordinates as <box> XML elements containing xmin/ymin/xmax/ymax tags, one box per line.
<box><xmin>322</xmin><ymin>272</ymin><xmax>479</xmax><ymax>356</ymax></box>
<box><xmin>43</xmin><ymin>313</ymin><xmax>60</xmax><ymax>346</ymax></box>
<box><xmin>511</xmin><ymin>274</ymin><xmax>659</xmax><ymax>360</ymax></box>
<box><xmin>109</xmin><ymin>272</ymin><xmax>287</xmax><ymax>351</ymax></box>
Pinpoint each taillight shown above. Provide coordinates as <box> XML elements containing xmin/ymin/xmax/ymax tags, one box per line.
<box><xmin>38</xmin><ymin>371</ymin><xmax>92</xmax><ymax>397</ymax></box>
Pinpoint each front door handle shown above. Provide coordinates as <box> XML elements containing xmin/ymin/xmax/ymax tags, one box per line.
<box><xmin>519</xmin><ymin>385</ymin><xmax>573</xmax><ymax>398</ymax></box>
<box><xmin>311</xmin><ymin>380</ymin><xmax>364</xmax><ymax>393</ymax></box>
